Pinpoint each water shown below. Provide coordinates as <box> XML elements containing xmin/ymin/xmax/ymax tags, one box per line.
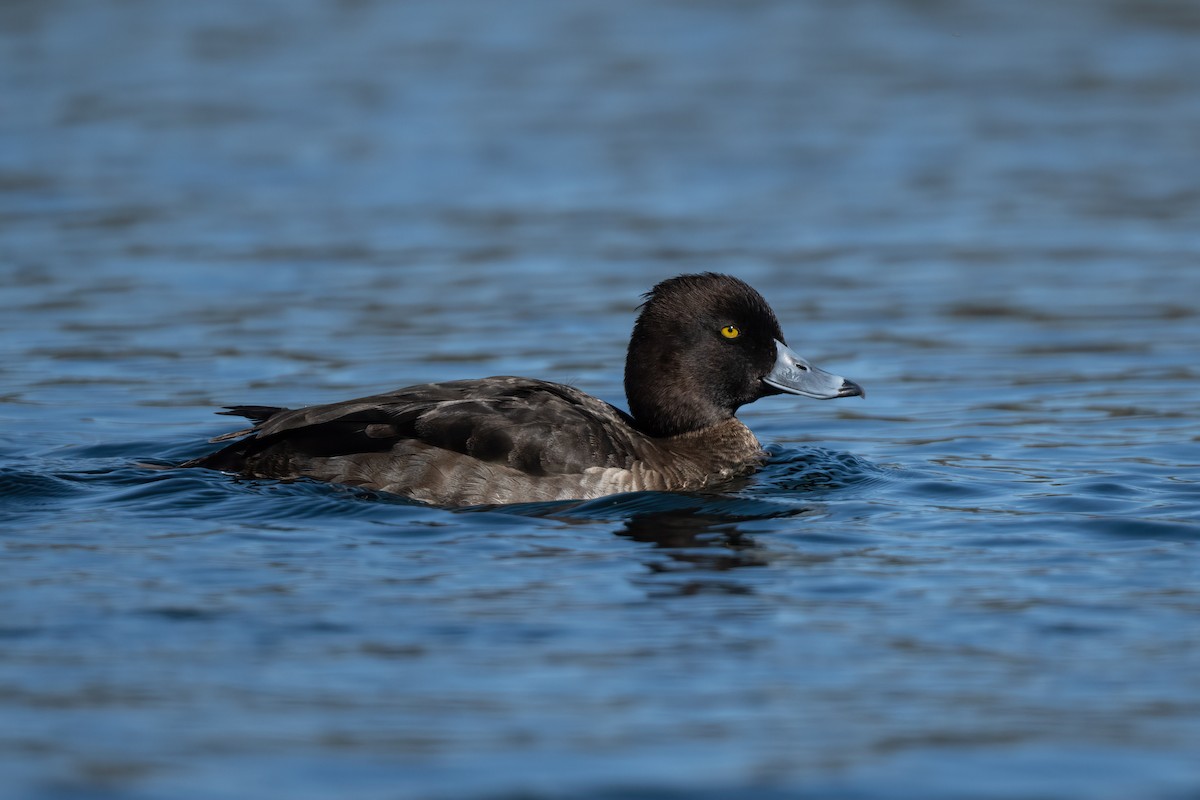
<box><xmin>3</xmin><ymin>1</ymin><xmax>1199</xmax><ymax>798</ymax></box>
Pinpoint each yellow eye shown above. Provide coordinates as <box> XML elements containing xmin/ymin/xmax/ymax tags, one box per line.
<box><xmin>720</xmin><ymin>325</ymin><xmax>740</xmax><ymax>339</ymax></box>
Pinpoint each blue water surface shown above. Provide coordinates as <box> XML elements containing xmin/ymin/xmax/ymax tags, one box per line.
<box><xmin>2</xmin><ymin>1</ymin><xmax>1199</xmax><ymax>798</ymax></box>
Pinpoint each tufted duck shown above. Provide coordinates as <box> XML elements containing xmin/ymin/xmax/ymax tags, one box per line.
<box><xmin>184</xmin><ymin>273</ymin><xmax>863</xmax><ymax>506</ymax></box>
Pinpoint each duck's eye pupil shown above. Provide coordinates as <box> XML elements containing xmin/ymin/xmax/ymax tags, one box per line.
<box><xmin>720</xmin><ymin>325</ymin><xmax>740</xmax><ymax>339</ymax></box>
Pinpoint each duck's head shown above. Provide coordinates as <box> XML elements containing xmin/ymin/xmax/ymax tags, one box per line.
<box><xmin>623</xmin><ymin>272</ymin><xmax>864</xmax><ymax>437</ymax></box>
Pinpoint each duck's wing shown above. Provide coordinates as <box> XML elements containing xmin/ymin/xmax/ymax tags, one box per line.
<box><xmin>185</xmin><ymin>377</ymin><xmax>647</xmax><ymax>478</ymax></box>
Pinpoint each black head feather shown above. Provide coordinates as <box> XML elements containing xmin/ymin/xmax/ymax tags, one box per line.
<box><xmin>623</xmin><ymin>273</ymin><xmax>786</xmax><ymax>437</ymax></box>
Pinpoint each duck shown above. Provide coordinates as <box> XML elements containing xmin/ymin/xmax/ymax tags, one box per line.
<box><xmin>184</xmin><ymin>273</ymin><xmax>863</xmax><ymax>507</ymax></box>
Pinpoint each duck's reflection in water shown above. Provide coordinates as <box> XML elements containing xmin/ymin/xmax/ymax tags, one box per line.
<box><xmin>614</xmin><ymin>503</ymin><xmax>814</xmax><ymax>597</ymax></box>
<box><xmin>489</xmin><ymin>490</ymin><xmax>819</xmax><ymax>597</ymax></box>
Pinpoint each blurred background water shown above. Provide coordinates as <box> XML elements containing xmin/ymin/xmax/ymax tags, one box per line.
<box><xmin>2</xmin><ymin>1</ymin><xmax>1199</xmax><ymax>798</ymax></box>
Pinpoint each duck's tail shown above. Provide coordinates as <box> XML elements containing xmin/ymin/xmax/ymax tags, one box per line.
<box><xmin>179</xmin><ymin>405</ymin><xmax>290</xmax><ymax>469</ymax></box>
